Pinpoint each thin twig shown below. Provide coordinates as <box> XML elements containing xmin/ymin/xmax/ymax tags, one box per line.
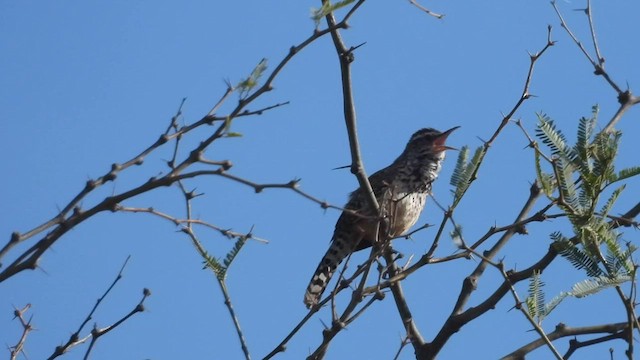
<box><xmin>551</xmin><ymin>0</ymin><xmax>640</xmax><ymax>135</ymax></box>
<box><xmin>392</xmin><ymin>335</ymin><xmax>412</xmax><ymax>360</ymax></box>
<box><xmin>219</xmin><ymin>280</ymin><xmax>252</xmax><ymax>360</ymax></box>
<box><xmin>407</xmin><ymin>0</ymin><xmax>444</xmax><ymax>19</ymax></box>
<box><xmin>115</xmin><ymin>205</ymin><xmax>269</xmax><ymax>243</ymax></box>
<box><xmin>486</xmin><ymin>25</ymin><xmax>555</xmax><ymax>146</ymax></box>
<box><xmin>550</xmin><ymin>1</ymin><xmax>623</xmax><ymax>95</ymax></box>
<box><xmin>584</xmin><ymin>0</ymin><xmax>603</xmax><ymax>65</ymax></box>
<box><xmin>82</xmin><ymin>288</ymin><xmax>150</xmax><ymax>360</ymax></box>
<box><xmin>9</xmin><ymin>304</ymin><xmax>33</xmax><ymax>360</ymax></box>
<box><xmin>383</xmin><ymin>248</ymin><xmax>425</xmax><ymax>348</ymax></box>
<box><xmin>452</xmin><ymin>181</ymin><xmax>542</xmax><ymax>314</ymax></box>
<box><xmin>503</xmin><ymin>321</ymin><xmax>632</xmax><ymax>359</ymax></box>
<box><xmin>47</xmin><ymin>257</ymin><xmax>145</xmax><ymax>359</ymax></box>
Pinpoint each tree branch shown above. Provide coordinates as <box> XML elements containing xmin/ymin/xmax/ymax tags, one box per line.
<box><xmin>47</xmin><ymin>257</ymin><xmax>148</xmax><ymax>359</ymax></box>
<box><xmin>502</xmin><ymin>320</ymin><xmax>632</xmax><ymax>359</ymax></box>
<box><xmin>9</xmin><ymin>304</ymin><xmax>33</xmax><ymax>360</ymax></box>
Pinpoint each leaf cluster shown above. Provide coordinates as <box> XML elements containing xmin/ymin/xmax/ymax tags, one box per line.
<box><xmin>237</xmin><ymin>58</ymin><xmax>268</xmax><ymax>100</ymax></box>
<box><xmin>311</xmin><ymin>0</ymin><xmax>355</xmax><ymax>25</ymax></box>
<box><xmin>525</xmin><ymin>108</ymin><xmax>639</xmax><ymax>323</ymax></box>
<box><xmin>450</xmin><ymin>145</ymin><xmax>483</xmax><ymax>207</ymax></box>
<box><xmin>203</xmin><ymin>237</ymin><xmax>248</xmax><ymax>281</ymax></box>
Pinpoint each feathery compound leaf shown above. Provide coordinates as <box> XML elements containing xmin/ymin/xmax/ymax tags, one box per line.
<box><xmin>553</xmin><ymin>158</ymin><xmax>581</xmax><ymax>213</ymax></box>
<box><xmin>203</xmin><ymin>254</ymin><xmax>227</xmax><ymax>280</ymax></box>
<box><xmin>602</xmin><ymin>231</ymin><xmax>634</xmax><ymax>275</ymax></box>
<box><xmin>600</xmin><ymin>185</ymin><xmax>625</xmax><ymax>218</ymax></box>
<box><xmin>466</xmin><ymin>146</ymin><xmax>484</xmax><ymax>176</ymax></box>
<box><xmin>570</xmin><ymin>275</ymin><xmax>631</xmax><ymax>298</ymax></box>
<box><xmin>450</xmin><ymin>145</ymin><xmax>469</xmax><ymax>188</ymax></box>
<box><xmin>553</xmin><ymin>236</ymin><xmax>604</xmax><ymax>277</ymax></box>
<box><xmin>544</xmin><ymin>291</ymin><xmax>570</xmax><ymax>316</ymax></box>
<box><xmin>223</xmin><ymin>237</ymin><xmax>248</xmax><ymax>269</ymax></box>
<box><xmin>573</xmin><ymin>107</ymin><xmax>597</xmax><ymax>175</ymax></box>
<box><xmin>526</xmin><ymin>270</ymin><xmax>546</xmax><ymax>323</ymax></box>
<box><xmin>451</xmin><ymin>146</ymin><xmax>483</xmax><ymax>204</ymax></box>
<box><xmin>622</xmin><ymin>244</ymin><xmax>638</xmax><ymax>274</ymax></box>
<box><xmin>591</xmin><ymin>130</ymin><xmax>620</xmax><ymax>182</ymax></box>
<box><xmin>577</xmin><ymin>184</ymin><xmax>593</xmax><ymax>213</ymax></box>
<box><xmin>609</xmin><ymin>166</ymin><xmax>640</xmax><ymax>184</ymax></box>
<box><xmin>534</xmin><ymin>150</ymin><xmax>555</xmax><ymax>197</ymax></box>
<box><xmin>549</xmin><ymin>231</ymin><xmax>565</xmax><ymax>243</ymax></box>
<box><xmin>536</xmin><ymin>114</ymin><xmax>575</xmax><ymax>162</ymax></box>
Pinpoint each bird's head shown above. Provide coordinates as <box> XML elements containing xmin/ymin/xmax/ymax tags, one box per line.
<box><xmin>406</xmin><ymin>126</ymin><xmax>460</xmax><ymax>155</ymax></box>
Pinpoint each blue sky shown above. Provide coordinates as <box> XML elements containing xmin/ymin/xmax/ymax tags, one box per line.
<box><xmin>1</xmin><ymin>1</ymin><xmax>639</xmax><ymax>359</ymax></box>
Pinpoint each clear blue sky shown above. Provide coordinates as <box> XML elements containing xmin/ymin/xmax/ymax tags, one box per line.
<box><xmin>1</xmin><ymin>1</ymin><xmax>639</xmax><ymax>359</ymax></box>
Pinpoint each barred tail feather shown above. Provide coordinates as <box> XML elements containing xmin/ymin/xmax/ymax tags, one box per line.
<box><xmin>303</xmin><ymin>234</ymin><xmax>356</xmax><ymax>308</ymax></box>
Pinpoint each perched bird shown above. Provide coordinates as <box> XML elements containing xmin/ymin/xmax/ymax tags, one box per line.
<box><xmin>303</xmin><ymin>126</ymin><xmax>458</xmax><ymax>308</ymax></box>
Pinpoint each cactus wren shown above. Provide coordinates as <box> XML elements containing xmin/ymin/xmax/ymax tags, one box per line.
<box><xmin>303</xmin><ymin>126</ymin><xmax>458</xmax><ymax>308</ymax></box>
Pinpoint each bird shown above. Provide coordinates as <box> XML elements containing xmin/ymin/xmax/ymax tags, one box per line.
<box><xmin>303</xmin><ymin>126</ymin><xmax>459</xmax><ymax>308</ymax></box>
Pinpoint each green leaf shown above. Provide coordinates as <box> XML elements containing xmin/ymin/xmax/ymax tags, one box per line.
<box><xmin>591</xmin><ymin>130</ymin><xmax>620</xmax><ymax>183</ymax></box>
<box><xmin>543</xmin><ymin>291</ymin><xmax>570</xmax><ymax>316</ymax></box>
<box><xmin>602</xmin><ymin>230</ymin><xmax>634</xmax><ymax>276</ymax></box>
<box><xmin>310</xmin><ymin>0</ymin><xmax>355</xmax><ymax>24</ymax></box>
<box><xmin>570</xmin><ymin>275</ymin><xmax>631</xmax><ymax>298</ymax></box>
<box><xmin>223</xmin><ymin>237</ymin><xmax>248</xmax><ymax>269</ymax></box>
<box><xmin>450</xmin><ymin>145</ymin><xmax>469</xmax><ymax>188</ymax></box>
<box><xmin>526</xmin><ymin>270</ymin><xmax>545</xmax><ymax>323</ymax></box>
<box><xmin>536</xmin><ymin>114</ymin><xmax>576</xmax><ymax>162</ymax></box>
<box><xmin>451</xmin><ymin>146</ymin><xmax>483</xmax><ymax>205</ymax></box>
<box><xmin>533</xmin><ymin>150</ymin><xmax>554</xmax><ymax>197</ymax></box>
<box><xmin>203</xmin><ymin>254</ymin><xmax>227</xmax><ymax>280</ymax></box>
<box><xmin>609</xmin><ymin>166</ymin><xmax>640</xmax><ymax>184</ymax></box>
<box><xmin>553</xmin><ymin>235</ymin><xmax>604</xmax><ymax>277</ymax></box>
<box><xmin>222</xmin><ymin>116</ymin><xmax>241</xmax><ymax>137</ymax></box>
<box><xmin>573</xmin><ymin>113</ymin><xmax>596</xmax><ymax>178</ymax></box>
<box><xmin>553</xmin><ymin>158</ymin><xmax>581</xmax><ymax>213</ymax></box>
<box><xmin>600</xmin><ymin>185</ymin><xmax>625</xmax><ymax>219</ymax></box>
<box><xmin>237</xmin><ymin>58</ymin><xmax>268</xmax><ymax>97</ymax></box>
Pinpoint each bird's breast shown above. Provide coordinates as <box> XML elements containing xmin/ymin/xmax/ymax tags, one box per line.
<box><xmin>384</xmin><ymin>191</ymin><xmax>427</xmax><ymax>237</ymax></box>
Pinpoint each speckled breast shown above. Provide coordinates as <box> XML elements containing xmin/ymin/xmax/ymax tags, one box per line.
<box><xmin>385</xmin><ymin>191</ymin><xmax>428</xmax><ymax>237</ymax></box>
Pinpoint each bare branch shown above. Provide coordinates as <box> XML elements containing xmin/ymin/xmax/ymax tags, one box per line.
<box><xmin>383</xmin><ymin>248</ymin><xmax>426</xmax><ymax>352</ymax></box>
<box><xmin>503</xmin><ymin>321</ymin><xmax>632</xmax><ymax>359</ymax></box>
<box><xmin>486</xmin><ymin>25</ymin><xmax>555</xmax><ymax>146</ymax></box>
<box><xmin>219</xmin><ymin>280</ymin><xmax>252</xmax><ymax>360</ymax></box>
<box><xmin>407</xmin><ymin>0</ymin><xmax>444</xmax><ymax>19</ymax></box>
<box><xmin>116</xmin><ymin>205</ymin><xmax>269</xmax><ymax>243</ymax></box>
<box><xmin>9</xmin><ymin>304</ymin><xmax>33</xmax><ymax>360</ymax></box>
<box><xmin>551</xmin><ymin>0</ymin><xmax>640</xmax><ymax>135</ymax></box>
<box><xmin>584</xmin><ymin>0</ymin><xmax>603</xmax><ymax>66</ymax></box>
<box><xmin>81</xmin><ymin>288</ymin><xmax>150</xmax><ymax>360</ymax></box>
<box><xmin>453</xmin><ymin>182</ymin><xmax>542</xmax><ymax>313</ymax></box>
<box><xmin>47</xmin><ymin>257</ymin><xmax>147</xmax><ymax>359</ymax></box>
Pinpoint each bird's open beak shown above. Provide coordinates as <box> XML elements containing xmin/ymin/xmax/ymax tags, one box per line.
<box><xmin>434</xmin><ymin>126</ymin><xmax>460</xmax><ymax>151</ymax></box>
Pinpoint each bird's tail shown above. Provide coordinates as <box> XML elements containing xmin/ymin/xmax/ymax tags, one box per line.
<box><xmin>303</xmin><ymin>233</ymin><xmax>356</xmax><ymax>308</ymax></box>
